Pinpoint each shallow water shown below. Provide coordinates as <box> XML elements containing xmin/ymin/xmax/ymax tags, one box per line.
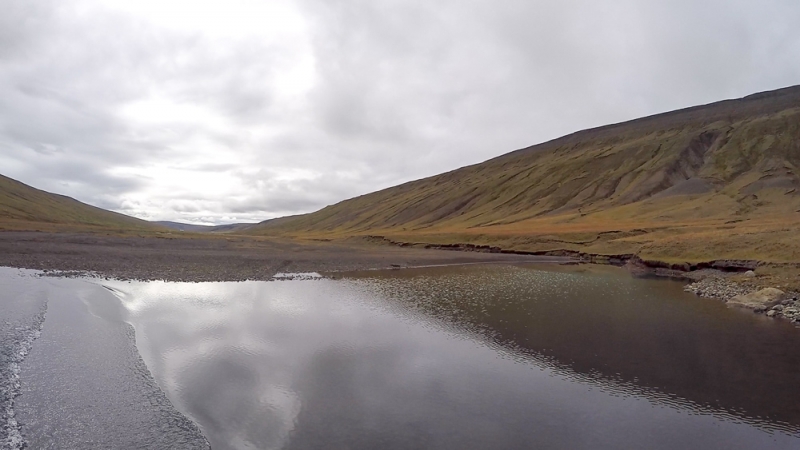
<box><xmin>0</xmin><ymin>268</ymin><xmax>209</xmax><ymax>449</ymax></box>
<box><xmin>99</xmin><ymin>264</ymin><xmax>800</xmax><ymax>450</ymax></box>
<box><xmin>0</xmin><ymin>269</ymin><xmax>46</xmax><ymax>449</ymax></box>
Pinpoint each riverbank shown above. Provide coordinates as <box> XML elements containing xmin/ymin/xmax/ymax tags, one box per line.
<box><xmin>354</xmin><ymin>235</ymin><xmax>800</xmax><ymax>325</ymax></box>
<box><xmin>363</xmin><ymin>235</ymin><xmax>796</xmax><ymax>282</ymax></box>
<box><xmin>683</xmin><ymin>277</ymin><xmax>800</xmax><ymax>324</ymax></box>
<box><xmin>2</xmin><ymin>231</ymin><xmax>797</xmax><ymax>325</ymax></box>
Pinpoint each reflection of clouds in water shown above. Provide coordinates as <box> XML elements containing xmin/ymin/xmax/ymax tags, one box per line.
<box><xmin>99</xmin><ymin>272</ymin><xmax>800</xmax><ymax>450</ymax></box>
<box><xmin>262</xmin><ymin>295</ymin><xmax>310</xmax><ymax>317</ymax></box>
<box><xmin>112</xmin><ymin>277</ymin><xmax>556</xmax><ymax>449</ymax></box>
<box><xmin>106</xmin><ymin>279</ymin><xmax>368</xmax><ymax>450</ymax></box>
<box><xmin>103</xmin><ymin>280</ymin><xmax>233</xmax><ymax>312</ymax></box>
<box><xmin>177</xmin><ymin>351</ymin><xmax>300</xmax><ymax>450</ymax></box>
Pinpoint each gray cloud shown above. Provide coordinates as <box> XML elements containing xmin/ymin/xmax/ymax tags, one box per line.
<box><xmin>1</xmin><ymin>0</ymin><xmax>799</xmax><ymax>225</ymax></box>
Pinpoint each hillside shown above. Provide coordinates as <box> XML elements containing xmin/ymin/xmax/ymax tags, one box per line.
<box><xmin>0</xmin><ymin>174</ymin><xmax>159</xmax><ymax>232</ymax></box>
<box><xmin>250</xmin><ymin>85</ymin><xmax>800</xmax><ymax>264</ymax></box>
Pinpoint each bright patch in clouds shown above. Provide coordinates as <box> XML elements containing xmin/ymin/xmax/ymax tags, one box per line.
<box><xmin>1</xmin><ymin>0</ymin><xmax>799</xmax><ymax>224</ymax></box>
<box><xmin>122</xmin><ymin>98</ymin><xmax>227</xmax><ymax>127</ymax></box>
<box><xmin>96</xmin><ymin>0</ymin><xmax>307</xmax><ymax>38</ymax></box>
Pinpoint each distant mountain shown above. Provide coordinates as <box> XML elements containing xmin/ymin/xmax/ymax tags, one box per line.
<box><xmin>207</xmin><ymin>222</ymin><xmax>257</xmax><ymax>233</ymax></box>
<box><xmin>154</xmin><ymin>221</ymin><xmax>256</xmax><ymax>233</ymax></box>
<box><xmin>249</xmin><ymin>85</ymin><xmax>800</xmax><ymax>263</ymax></box>
<box><xmin>154</xmin><ymin>221</ymin><xmax>217</xmax><ymax>232</ymax></box>
<box><xmin>0</xmin><ymin>174</ymin><xmax>159</xmax><ymax>232</ymax></box>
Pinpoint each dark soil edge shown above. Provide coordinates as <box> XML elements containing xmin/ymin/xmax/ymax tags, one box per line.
<box><xmin>364</xmin><ymin>235</ymin><xmax>764</xmax><ymax>276</ymax></box>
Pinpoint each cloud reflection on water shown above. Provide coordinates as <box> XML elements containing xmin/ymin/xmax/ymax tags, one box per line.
<box><xmin>101</xmin><ymin>266</ymin><xmax>800</xmax><ymax>450</ymax></box>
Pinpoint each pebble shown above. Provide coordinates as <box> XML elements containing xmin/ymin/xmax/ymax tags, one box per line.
<box><xmin>683</xmin><ymin>277</ymin><xmax>753</xmax><ymax>301</ymax></box>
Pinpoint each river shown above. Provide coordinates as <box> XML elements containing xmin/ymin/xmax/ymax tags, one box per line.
<box><xmin>2</xmin><ymin>264</ymin><xmax>800</xmax><ymax>449</ymax></box>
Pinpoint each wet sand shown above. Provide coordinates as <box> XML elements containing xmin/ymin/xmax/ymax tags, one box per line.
<box><xmin>0</xmin><ymin>231</ymin><xmax>566</xmax><ymax>282</ymax></box>
<box><xmin>1</xmin><ymin>269</ymin><xmax>209</xmax><ymax>449</ymax></box>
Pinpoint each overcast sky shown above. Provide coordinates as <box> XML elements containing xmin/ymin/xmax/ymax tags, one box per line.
<box><xmin>1</xmin><ymin>0</ymin><xmax>799</xmax><ymax>224</ymax></box>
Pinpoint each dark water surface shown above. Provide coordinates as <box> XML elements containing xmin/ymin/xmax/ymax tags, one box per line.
<box><xmin>100</xmin><ymin>264</ymin><xmax>800</xmax><ymax>450</ymax></box>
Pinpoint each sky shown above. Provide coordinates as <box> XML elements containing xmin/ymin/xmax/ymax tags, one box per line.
<box><xmin>1</xmin><ymin>0</ymin><xmax>799</xmax><ymax>225</ymax></box>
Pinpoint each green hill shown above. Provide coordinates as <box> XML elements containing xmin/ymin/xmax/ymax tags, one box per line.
<box><xmin>250</xmin><ymin>85</ymin><xmax>800</xmax><ymax>264</ymax></box>
<box><xmin>0</xmin><ymin>174</ymin><xmax>159</xmax><ymax>232</ymax></box>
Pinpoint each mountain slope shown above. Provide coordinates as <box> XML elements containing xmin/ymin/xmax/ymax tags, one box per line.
<box><xmin>0</xmin><ymin>174</ymin><xmax>159</xmax><ymax>232</ymax></box>
<box><xmin>250</xmin><ymin>85</ymin><xmax>800</xmax><ymax>263</ymax></box>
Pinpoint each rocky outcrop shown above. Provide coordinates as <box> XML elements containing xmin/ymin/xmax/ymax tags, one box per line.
<box><xmin>727</xmin><ymin>288</ymin><xmax>786</xmax><ymax>312</ymax></box>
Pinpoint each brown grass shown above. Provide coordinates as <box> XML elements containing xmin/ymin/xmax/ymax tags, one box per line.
<box><xmin>247</xmin><ymin>86</ymin><xmax>800</xmax><ymax>266</ymax></box>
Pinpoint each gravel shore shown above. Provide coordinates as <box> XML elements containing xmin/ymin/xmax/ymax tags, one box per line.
<box><xmin>0</xmin><ymin>231</ymin><xmax>567</xmax><ymax>282</ymax></box>
<box><xmin>684</xmin><ymin>276</ymin><xmax>800</xmax><ymax>324</ymax></box>
<box><xmin>4</xmin><ymin>231</ymin><xmax>798</xmax><ymax>326</ymax></box>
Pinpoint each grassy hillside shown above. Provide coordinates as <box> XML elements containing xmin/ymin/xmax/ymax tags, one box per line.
<box><xmin>250</xmin><ymin>85</ymin><xmax>800</xmax><ymax>264</ymax></box>
<box><xmin>0</xmin><ymin>174</ymin><xmax>160</xmax><ymax>232</ymax></box>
